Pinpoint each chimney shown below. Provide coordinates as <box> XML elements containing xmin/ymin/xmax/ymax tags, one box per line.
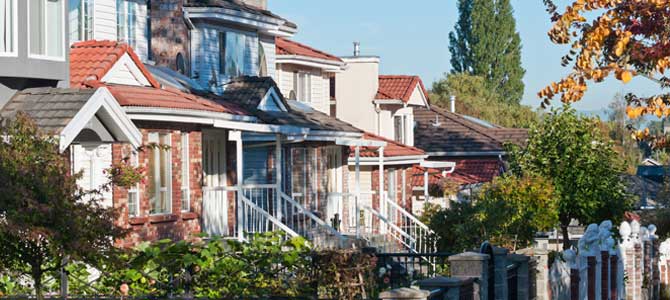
<box><xmin>353</xmin><ymin>42</ymin><xmax>360</xmax><ymax>57</ymax></box>
<box><xmin>241</xmin><ymin>0</ymin><xmax>267</xmax><ymax>9</ymax></box>
<box><xmin>450</xmin><ymin>95</ymin><xmax>456</xmax><ymax>113</ymax></box>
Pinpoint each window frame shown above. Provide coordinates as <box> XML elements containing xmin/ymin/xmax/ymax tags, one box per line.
<box><xmin>394</xmin><ymin>114</ymin><xmax>407</xmax><ymax>144</ymax></box>
<box><xmin>180</xmin><ymin>132</ymin><xmax>190</xmax><ymax>212</ymax></box>
<box><xmin>148</xmin><ymin>132</ymin><xmax>172</xmax><ymax>216</ymax></box>
<box><xmin>292</xmin><ymin>71</ymin><xmax>311</xmax><ymax>103</ymax></box>
<box><xmin>69</xmin><ymin>0</ymin><xmax>94</xmax><ymax>44</ymax></box>
<box><xmin>27</xmin><ymin>0</ymin><xmax>66</xmax><ymax>61</ymax></box>
<box><xmin>116</xmin><ymin>0</ymin><xmax>138</xmax><ymax>50</ymax></box>
<box><xmin>127</xmin><ymin>149</ymin><xmax>140</xmax><ymax>217</ymax></box>
<box><xmin>0</xmin><ymin>0</ymin><xmax>18</xmax><ymax>57</ymax></box>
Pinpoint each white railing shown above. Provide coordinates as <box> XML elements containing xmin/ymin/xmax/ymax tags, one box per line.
<box><xmin>382</xmin><ymin>194</ymin><xmax>437</xmax><ymax>254</ymax></box>
<box><xmin>238</xmin><ymin>192</ymin><xmax>299</xmax><ymax>239</ymax></box>
<box><xmin>278</xmin><ymin>191</ymin><xmax>346</xmax><ymax>248</ymax></box>
<box><xmin>360</xmin><ymin>205</ymin><xmax>416</xmax><ymax>253</ymax></box>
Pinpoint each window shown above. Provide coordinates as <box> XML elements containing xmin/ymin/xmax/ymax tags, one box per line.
<box><xmin>394</xmin><ymin>115</ymin><xmax>407</xmax><ymax>144</ymax></box>
<box><xmin>148</xmin><ymin>132</ymin><xmax>171</xmax><ymax>215</ymax></box>
<box><xmin>181</xmin><ymin>132</ymin><xmax>190</xmax><ymax>212</ymax></box>
<box><xmin>219</xmin><ymin>31</ymin><xmax>249</xmax><ymax>78</ymax></box>
<box><xmin>69</xmin><ymin>0</ymin><xmax>93</xmax><ymax>43</ymax></box>
<box><xmin>128</xmin><ymin>150</ymin><xmax>140</xmax><ymax>217</ymax></box>
<box><xmin>292</xmin><ymin>72</ymin><xmax>311</xmax><ymax>102</ymax></box>
<box><xmin>117</xmin><ymin>0</ymin><xmax>138</xmax><ymax>49</ymax></box>
<box><xmin>0</xmin><ymin>0</ymin><xmax>16</xmax><ymax>55</ymax></box>
<box><xmin>258</xmin><ymin>40</ymin><xmax>267</xmax><ymax>77</ymax></box>
<box><xmin>29</xmin><ymin>0</ymin><xmax>65</xmax><ymax>59</ymax></box>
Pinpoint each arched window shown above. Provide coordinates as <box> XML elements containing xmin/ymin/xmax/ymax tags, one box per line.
<box><xmin>176</xmin><ymin>52</ymin><xmax>186</xmax><ymax>75</ymax></box>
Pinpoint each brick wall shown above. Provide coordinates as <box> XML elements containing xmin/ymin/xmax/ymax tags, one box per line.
<box><xmin>150</xmin><ymin>0</ymin><xmax>191</xmax><ymax>74</ymax></box>
<box><xmin>113</xmin><ymin>123</ymin><xmax>203</xmax><ymax>248</ymax></box>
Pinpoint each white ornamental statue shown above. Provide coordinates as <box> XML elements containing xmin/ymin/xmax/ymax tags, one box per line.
<box><xmin>599</xmin><ymin>220</ymin><xmax>613</xmax><ymax>247</ymax></box>
<box><xmin>660</xmin><ymin>239</ymin><xmax>670</xmax><ymax>262</ymax></box>
<box><xmin>631</xmin><ymin>220</ymin><xmax>641</xmax><ymax>243</ymax></box>
<box><xmin>641</xmin><ymin>226</ymin><xmax>650</xmax><ymax>242</ymax></box>
<box><xmin>550</xmin><ymin>253</ymin><xmax>572</xmax><ymax>300</ymax></box>
<box><xmin>579</xmin><ymin>223</ymin><xmax>600</xmax><ymax>256</ymax></box>
<box><xmin>649</xmin><ymin>224</ymin><xmax>658</xmax><ymax>240</ymax></box>
<box><xmin>620</xmin><ymin>221</ymin><xmax>633</xmax><ymax>248</ymax></box>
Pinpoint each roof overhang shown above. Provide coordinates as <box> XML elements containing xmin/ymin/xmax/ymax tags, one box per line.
<box><xmin>124</xmin><ymin>106</ymin><xmax>309</xmax><ymax>135</ymax></box>
<box><xmin>421</xmin><ymin>161</ymin><xmax>456</xmax><ymax>169</ymax></box>
<box><xmin>373</xmin><ymin>99</ymin><xmax>404</xmax><ymax>106</ymax></box>
<box><xmin>242</xmin><ymin>130</ymin><xmax>363</xmax><ymax>142</ymax></box>
<box><xmin>276</xmin><ymin>55</ymin><xmax>346</xmax><ymax>72</ymax></box>
<box><xmin>426</xmin><ymin>151</ymin><xmax>505</xmax><ymax>157</ymax></box>
<box><xmin>347</xmin><ymin>155</ymin><xmax>428</xmax><ymax>166</ymax></box>
<box><xmin>184</xmin><ymin>8</ymin><xmax>295</xmax><ymax>37</ymax></box>
<box><xmin>60</xmin><ymin>87</ymin><xmax>142</xmax><ymax>152</ymax></box>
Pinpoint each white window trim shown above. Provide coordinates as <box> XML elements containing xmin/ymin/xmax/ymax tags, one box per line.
<box><xmin>149</xmin><ymin>132</ymin><xmax>172</xmax><ymax>215</ymax></box>
<box><xmin>128</xmin><ymin>150</ymin><xmax>140</xmax><ymax>217</ymax></box>
<box><xmin>117</xmin><ymin>0</ymin><xmax>139</xmax><ymax>49</ymax></box>
<box><xmin>27</xmin><ymin>0</ymin><xmax>66</xmax><ymax>61</ymax></box>
<box><xmin>181</xmin><ymin>132</ymin><xmax>190</xmax><ymax>212</ymax></box>
<box><xmin>0</xmin><ymin>0</ymin><xmax>18</xmax><ymax>57</ymax></box>
<box><xmin>394</xmin><ymin>114</ymin><xmax>408</xmax><ymax>145</ymax></box>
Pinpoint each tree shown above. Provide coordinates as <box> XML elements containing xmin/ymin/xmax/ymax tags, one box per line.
<box><xmin>0</xmin><ymin>113</ymin><xmax>127</xmax><ymax>298</ymax></box>
<box><xmin>448</xmin><ymin>0</ymin><xmax>526</xmax><ymax>104</ymax></box>
<box><xmin>539</xmin><ymin>0</ymin><xmax>670</xmax><ymax>148</ymax></box>
<box><xmin>507</xmin><ymin>105</ymin><xmax>633</xmax><ymax>249</ymax></box>
<box><xmin>428</xmin><ymin>174</ymin><xmax>557</xmax><ymax>252</ymax></box>
<box><xmin>431</xmin><ymin>73</ymin><xmax>539</xmax><ymax>128</ymax></box>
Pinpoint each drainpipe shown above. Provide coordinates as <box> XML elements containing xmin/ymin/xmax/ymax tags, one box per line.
<box><xmin>375</xmin><ymin>103</ymin><xmax>381</xmax><ymax>136</ymax></box>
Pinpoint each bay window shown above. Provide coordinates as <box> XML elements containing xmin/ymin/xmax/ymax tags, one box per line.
<box><xmin>292</xmin><ymin>71</ymin><xmax>311</xmax><ymax>102</ymax></box>
<box><xmin>69</xmin><ymin>0</ymin><xmax>93</xmax><ymax>43</ymax></box>
<box><xmin>0</xmin><ymin>0</ymin><xmax>16</xmax><ymax>55</ymax></box>
<box><xmin>181</xmin><ymin>133</ymin><xmax>190</xmax><ymax>212</ymax></box>
<box><xmin>29</xmin><ymin>0</ymin><xmax>65</xmax><ymax>59</ymax></box>
<box><xmin>148</xmin><ymin>133</ymin><xmax>172</xmax><ymax>215</ymax></box>
<box><xmin>219</xmin><ymin>31</ymin><xmax>250</xmax><ymax>78</ymax></box>
<box><xmin>117</xmin><ymin>0</ymin><xmax>138</xmax><ymax>49</ymax></box>
<box><xmin>394</xmin><ymin>115</ymin><xmax>407</xmax><ymax>144</ymax></box>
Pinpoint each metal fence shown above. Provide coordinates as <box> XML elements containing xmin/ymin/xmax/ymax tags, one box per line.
<box><xmin>374</xmin><ymin>252</ymin><xmax>452</xmax><ymax>289</ymax></box>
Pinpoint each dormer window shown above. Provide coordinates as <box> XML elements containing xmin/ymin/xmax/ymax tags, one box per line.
<box><xmin>292</xmin><ymin>71</ymin><xmax>311</xmax><ymax>102</ymax></box>
<box><xmin>219</xmin><ymin>31</ymin><xmax>249</xmax><ymax>78</ymax></box>
<box><xmin>28</xmin><ymin>0</ymin><xmax>65</xmax><ymax>60</ymax></box>
<box><xmin>69</xmin><ymin>0</ymin><xmax>93</xmax><ymax>43</ymax></box>
<box><xmin>0</xmin><ymin>0</ymin><xmax>16</xmax><ymax>55</ymax></box>
<box><xmin>394</xmin><ymin>114</ymin><xmax>407</xmax><ymax>144</ymax></box>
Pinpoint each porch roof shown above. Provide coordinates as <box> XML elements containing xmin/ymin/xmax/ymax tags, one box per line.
<box><xmin>349</xmin><ymin>132</ymin><xmax>425</xmax><ymax>158</ymax></box>
<box><xmin>0</xmin><ymin>87</ymin><xmax>142</xmax><ymax>152</ymax></box>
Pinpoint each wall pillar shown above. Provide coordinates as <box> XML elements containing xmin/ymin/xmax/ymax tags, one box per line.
<box><xmin>493</xmin><ymin>247</ymin><xmax>509</xmax><ymax>300</ymax></box>
<box><xmin>417</xmin><ymin>276</ymin><xmax>476</xmax><ymax>300</ymax></box>
<box><xmin>379</xmin><ymin>287</ymin><xmax>430</xmax><ymax>300</ymax></box>
<box><xmin>508</xmin><ymin>253</ymin><xmax>530</xmax><ymax>300</ymax></box>
<box><xmin>449</xmin><ymin>252</ymin><xmax>490</xmax><ymax>300</ymax></box>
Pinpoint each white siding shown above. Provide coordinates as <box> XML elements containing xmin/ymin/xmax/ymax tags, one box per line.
<box><xmin>275</xmin><ymin>64</ymin><xmax>331</xmax><ymax>114</ymax></box>
<box><xmin>93</xmin><ymin>0</ymin><xmax>117</xmax><ymax>41</ymax></box>
<box><xmin>259</xmin><ymin>35</ymin><xmax>276</xmax><ymax>80</ymax></box>
<box><xmin>192</xmin><ymin>23</ymin><xmax>259</xmax><ymax>95</ymax></box>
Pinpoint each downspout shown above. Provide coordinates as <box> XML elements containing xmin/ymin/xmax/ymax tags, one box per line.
<box><xmin>375</xmin><ymin>103</ymin><xmax>381</xmax><ymax>136</ymax></box>
<box><xmin>378</xmin><ymin>145</ymin><xmax>385</xmax><ymax>234</ymax></box>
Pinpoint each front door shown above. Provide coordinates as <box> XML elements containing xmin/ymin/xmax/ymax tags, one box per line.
<box><xmin>202</xmin><ymin>130</ymin><xmax>229</xmax><ymax>236</ymax></box>
<box><xmin>72</xmin><ymin>143</ymin><xmax>113</xmax><ymax>207</ymax></box>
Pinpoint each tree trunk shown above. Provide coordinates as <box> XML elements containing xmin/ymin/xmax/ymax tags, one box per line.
<box><xmin>561</xmin><ymin>224</ymin><xmax>571</xmax><ymax>250</ymax></box>
<box><xmin>32</xmin><ymin>267</ymin><xmax>43</xmax><ymax>300</ymax></box>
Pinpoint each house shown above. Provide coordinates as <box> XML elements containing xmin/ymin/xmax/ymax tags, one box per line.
<box><xmin>413</xmin><ymin>105</ymin><xmax>528</xmax><ymax>192</ymax></box>
<box><xmin>0</xmin><ymin>0</ymin><xmax>70</xmax><ymax>107</ymax></box>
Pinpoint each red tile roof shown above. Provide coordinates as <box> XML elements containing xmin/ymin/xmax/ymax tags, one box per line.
<box><xmin>375</xmin><ymin>75</ymin><xmax>429</xmax><ymax>103</ymax></box>
<box><xmin>275</xmin><ymin>37</ymin><xmax>342</xmax><ymax>62</ymax></box>
<box><xmin>349</xmin><ymin>132</ymin><xmax>425</xmax><ymax>158</ymax></box>
<box><xmin>70</xmin><ymin>40</ymin><xmax>160</xmax><ymax>88</ymax></box>
<box><xmin>447</xmin><ymin>158</ymin><xmax>503</xmax><ymax>185</ymax></box>
<box><xmin>410</xmin><ymin>166</ymin><xmax>445</xmax><ymax>188</ymax></box>
<box><xmin>103</xmin><ymin>84</ymin><xmax>249</xmax><ymax>115</ymax></box>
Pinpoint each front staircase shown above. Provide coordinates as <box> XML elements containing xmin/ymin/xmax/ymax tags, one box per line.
<box><xmin>214</xmin><ymin>185</ymin><xmax>435</xmax><ymax>256</ymax></box>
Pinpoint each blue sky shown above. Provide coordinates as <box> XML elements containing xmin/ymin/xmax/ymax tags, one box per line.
<box><xmin>270</xmin><ymin>0</ymin><xmax>660</xmax><ymax>111</ymax></box>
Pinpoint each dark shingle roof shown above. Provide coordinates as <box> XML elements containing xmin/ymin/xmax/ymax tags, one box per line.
<box><xmin>0</xmin><ymin>88</ymin><xmax>95</xmax><ymax>134</ymax></box>
<box><xmin>414</xmin><ymin>107</ymin><xmax>528</xmax><ymax>155</ymax></box>
<box><xmin>220</xmin><ymin>77</ymin><xmax>360</xmax><ymax>133</ymax></box>
<box><xmin>184</xmin><ymin>0</ymin><xmax>297</xmax><ymax>29</ymax></box>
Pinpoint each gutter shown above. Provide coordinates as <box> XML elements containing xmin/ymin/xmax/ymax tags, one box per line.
<box><xmin>347</xmin><ymin>155</ymin><xmax>428</xmax><ymax>166</ymax></box>
<box><xmin>276</xmin><ymin>55</ymin><xmax>346</xmax><ymax>71</ymax></box>
<box><xmin>426</xmin><ymin>151</ymin><xmax>506</xmax><ymax>157</ymax></box>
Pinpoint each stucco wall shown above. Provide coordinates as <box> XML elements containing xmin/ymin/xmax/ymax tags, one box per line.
<box><xmin>335</xmin><ymin>57</ymin><xmax>379</xmax><ymax>133</ymax></box>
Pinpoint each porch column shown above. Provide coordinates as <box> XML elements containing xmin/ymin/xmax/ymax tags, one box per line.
<box><xmin>355</xmin><ymin>145</ymin><xmax>361</xmax><ymax>239</ymax></box>
<box><xmin>424</xmin><ymin>170</ymin><xmax>429</xmax><ymax>203</ymax></box>
<box><xmin>275</xmin><ymin>134</ymin><xmax>282</xmax><ymax>221</ymax></box>
<box><xmin>378</xmin><ymin>146</ymin><xmax>385</xmax><ymax>234</ymax></box>
<box><xmin>236</xmin><ymin>131</ymin><xmax>244</xmax><ymax>241</ymax></box>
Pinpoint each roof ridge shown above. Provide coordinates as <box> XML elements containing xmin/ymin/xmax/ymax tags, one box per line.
<box><xmin>430</xmin><ymin>107</ymin><xmax>505</xmax><ymax>145</ymax></box>
<box><xmin>276</xmin><ymin>37</ymin><xmax>343</xmax><ymax>62</ymax></box>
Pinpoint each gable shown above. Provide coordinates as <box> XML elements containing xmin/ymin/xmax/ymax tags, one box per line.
<box><xmin>407</xmin><ymin>85</ymin><xmax>429</xmax><ymax>107</ymax></box>
<box><xmin>101</xmin><ymin>53</ymin><xmax>152</xmax><ymax>87</ymax></box>
<box><xmin>257</xmin><ymin>87</ymin><xmax>287</xmax><ymax>112</ymax></box>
